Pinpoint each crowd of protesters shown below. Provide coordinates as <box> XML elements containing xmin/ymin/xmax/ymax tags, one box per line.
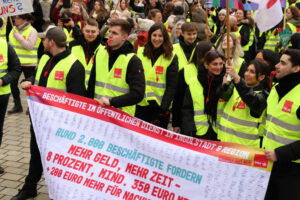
<box><xmin>0</xmin><ymin>0</ymin><xmax>300</xmax><ymax>199</ymax></box>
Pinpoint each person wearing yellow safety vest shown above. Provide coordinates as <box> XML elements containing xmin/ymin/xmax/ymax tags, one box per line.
<box><xmin>289</xmin><ymin>0</ymin><xmax>300</xmax><ymax>7</ymax></box>
<box><xmin>181</xmin><ymin>51</ymin><xmax>225</xmax><ymax>140</ymax></box>
<box><xmin>211</xmin><ymin>9</ymin><xmax>226</xmax><ymax>38</ymax></box>
<box><xmin>215</xmin><ymin>33</ymin><xmax>247</xmax><ymax>136</ymax></box>
<box><xmin>11</xmin><ymin>27</ymin><xmax>86</xmax><ymax>200</ymax></box>
<box><xmin>86</xmin><ymin>19</ymin><xmax>145</xmax><ymax>116</ymax></box>
<box><xmin>135</xmin><ymin>23</ymin><xmax>178</xmax><ymax>129</ymax></box>
<box><xmin>172</xmin><ymin>41</ymin><xmax>214</xmax><ymax>133</ymax></box>
<box><xmin>286</xmin><ymin>6</ymin><xmax>300</xmax><ymax>33</ymax></box>
<box><xmin>262</xmin><ymin>49</ymin><xmax>300</xmax><ymax>200</ymax></box>
<box><xmin>0</xmin><ymin>39</ymin><xmax>21</xmax><ymax>174</ymax></box>
<box><xmin>219</xmin><ymin>59</ymin><xmax>270</xmax><ymax>148</ymax></box>
<box><xmin>263</xmin><ymin>26</ymin><xmax>281</xmax><ymax>52</ymax></box>
<box><xmin>69</xmin><ymin>18</ymin><xmax>104</xmax><ymax>86</ymax></box>
<box><xmin>236</xmin><ymin>9</ymin><xmax>255</xmax><ymax>63</ymax></box>
<box><xmin>173</xmin><ymin>22</ymin><xmax>198</xmax><ymax>71</ymax></box>
<box><xmin>8</xmin><ymin>14</ymin><xmax>40</xmax><ymax>114</ymax></box>
<box><xmin>0</xmin><ymin>17</ymin><xmax>7</xmax><ymax>41</ymax></box>
<box><xmin>57</xmin><ymin>11</ymin><xmax>78</xmax><ymax>43</ymax></box>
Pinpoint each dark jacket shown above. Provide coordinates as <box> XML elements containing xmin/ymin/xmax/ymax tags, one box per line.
<box><xmin>1</xmin><ymin>44</ymin><xmax>21</xmax><ymax>87</ymax></box>
<box><xmin>129</xmin><ymin>0</ymin><xmax>145</xmax><ymax>14</ymax></box>
<box><xmin>87</xmin><ymin>41</ymin><xmax>145</xmax><ymax>108</ymax></box>
<box><xmin>26</xmin><ymin>49</ymin><xmax>86</xmax><ymax>96</ymax></box>
<box><xmin>220</xmin><ymin>79</ymin><xmax>269</xmax><ymax>118</ymax></box>
<box><xmin>143</xmin><ymin>46</ymin><xmax>178</xmax><ymax>111</ymax></box>
<box><xmin>181</xmin><ymin>63</ymin><xmax>225</xmax><ymax>140</ymax></box>
<box><xmin>171</xmin><ymin>38</ymin><xmax>197</xmax><ymax>127</ymax></box>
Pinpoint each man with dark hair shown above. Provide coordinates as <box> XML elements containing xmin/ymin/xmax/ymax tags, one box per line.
<box><xmin>69</xmin><ymin>18</ymin><xmax>103</xmax><ymax>85</ymax></box>
<box><xmin>87</xmin><ymin>19</ymin><xmax>145</xmax><ymax>116</ymax></box>
<box><xmin>11</xmin><ymin>26</ymin><xmax>86</xmax><ymax>200</ymax></box>
<box><xmin>172</xmin><ymin>22</ymin><xmax>198</xmax><ymax>132</ymax></box>
<box><xmin>263</xmin><ymin>49</ymin><xmax>300</xmax><ymax>200</ymax></box>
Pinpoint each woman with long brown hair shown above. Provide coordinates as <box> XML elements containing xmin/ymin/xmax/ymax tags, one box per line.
<box><xmin>181</xmin><ymin>50</ymin><xmax>225</xmax><ymax>140</ymax></box>
<box><xmin>135</xmin><ymin>23</ymin><xmax>178</xmax><ymax>129</ymax></box>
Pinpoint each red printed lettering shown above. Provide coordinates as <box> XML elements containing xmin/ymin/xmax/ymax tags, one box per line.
<box><xmin>67</xmin><ymin>145</ymin><xmax>93</xmax><ymax>160</ymax></box>
<box><xmin>151</xmin><ymin>186</ymin><xmax>175</xmax><ymax>200</ymax></box>
<box><xmin>52</xmin><ymin>153</ymin><xmax>93</xmax><ymax>173</ymax></box>
<box><xmin>83</xmin><ymin>178</ymin><xmax>105</xmax><ymax>191</ymax></box>
<box><xmin>93</xmin><ymin>153</ymin><xmax>119</xmax><ymax>167</ymax></box>
<box><xmin>98</xmin><ymin>168</ymin><xmax>124</xmax><ymax>184</ymax></box>
<box><xmin>150</xmin><ymin>171</ymin><xmax>173</xmax><ymax>187</ymax></box>
<box><xmin>125</xmin><ymin>163</ymin><xmax>149</xmax><ymax>179</ymax></box>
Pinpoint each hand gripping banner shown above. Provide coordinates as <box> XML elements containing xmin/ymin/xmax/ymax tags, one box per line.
<box><xmin>27</xmin><ymin>86</ymin><xmax>273</xmax><ymax>200</ymax></box>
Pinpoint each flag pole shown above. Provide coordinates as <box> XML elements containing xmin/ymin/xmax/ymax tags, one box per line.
<box><xmin>9</xmin><ymin>16</ymin><xmax>15</xmax><ymax>31</ymax></box>
<box><xmin>206</xmin><ymin>7</ymin><xmax>209</xmax><ymax>41</ymax></box>
<box><xmin>226</xmin><ymin>0</ymin><xmax>230</xmax><ymax>60</ymax></box>
<box><xmin>283</xmin><ymin>8</ymin><xmax>287</xmax><ymax>29</ymax></box>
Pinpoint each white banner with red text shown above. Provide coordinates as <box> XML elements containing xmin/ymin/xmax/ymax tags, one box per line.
<box><xmin>27</xmin><ymin>86</ymin><xmax>273</xmax><ymax>200</ymax></box>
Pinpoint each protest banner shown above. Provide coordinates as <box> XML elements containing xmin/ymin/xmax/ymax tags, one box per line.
<box><xmin>27</xmin><ymin>86</ymin><xmax>273</xmax><ymax>200</ymax></box>
<box><xmin>0</xmin><ymin>0</ymin><xmax>33</xmax><ymax>17</ymax></box>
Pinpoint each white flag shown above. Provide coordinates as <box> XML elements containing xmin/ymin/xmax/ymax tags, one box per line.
<box><xmin>251</xmin><ymin>0</ymin><xmax>283</xmax><ymax>33</ymax></box>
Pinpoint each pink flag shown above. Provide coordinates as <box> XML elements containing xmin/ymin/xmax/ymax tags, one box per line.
<box><xmin>251</xmin><ymin>0</ymin><xmax>283</xmax><ymax>32</ymax></box>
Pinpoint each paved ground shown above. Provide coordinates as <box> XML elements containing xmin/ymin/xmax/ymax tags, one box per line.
<box><xmin>0</xmin><ymin>87</ymin><xmax>50</xmax><ymax>200</ymax></box>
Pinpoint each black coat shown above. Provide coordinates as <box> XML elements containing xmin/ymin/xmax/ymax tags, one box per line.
<box><xmin>87</xmin><ymin>41</ymin><xmax>145</xmax><ymax>108</ymax></box>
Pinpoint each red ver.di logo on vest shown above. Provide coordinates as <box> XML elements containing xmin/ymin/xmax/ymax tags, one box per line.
<box><xmin>237</xmin><ymin>101</ymin><xmax>245</xmax><ymax>109</ymax></box>
<box><xmin>156</xmin><ymin>66</ymin><xmax>164</xmax><ymax>74</ymax></box>
<box><xmin>0</xmin><ymin>54</ymin><xmax>4</xmax><ymax>63</ymax></box>
<box><xmin>282</xmin><ymin>100</ymin><xmax>293</xmax><ymax>113</ymax></box>
<box><xmin>114</xmin><ymin>68</ymin><xmax>122</xmax><ymax>78</ymax></box>
<box><xmin>55</xmin><ymin>71</ymin><xmax>64</xmax><ymax>81</ymax></box>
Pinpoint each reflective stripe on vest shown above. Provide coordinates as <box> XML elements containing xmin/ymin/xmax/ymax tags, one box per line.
<box><xmin>218</xmin><ymin>88</ymin><xmax>261</xmax><ymax>148</ymax></box>
<box><xmin>173</xmin><ymin>43</ymin><xmax>195</xmax><ymax>71</ymax></box>
<box><xmin>264</xmin><ymin>30</ymin><xmax>280</xmax><ymax>51</ymax></box>
<box><xmin>71</xmin><ymin>44</ymin><xmax>102</xmax><ymax>88</ymax></box>
<box><xmin>213</xmin><ymin>57</ymin><xmax>244</xmax><ymax>135</ymax></box>
<box><xmin>188</xmin><ymin>76</ymin><xmax>210</xmax><ymax>136</ymax></box>
<box><xmin>9</xmin><ymin>25</ymin><xmax>40</xmax><ymax>64</ymax></box>
<box><xmin>263</xmin><ymin>84</ymin><xmax>300</xmax><ymax>163</ymax></box>
<box><xmin>0</xmin><ymin>39</ymin><xmax>10</xmax><ymax>95</ymax></box>
<box><xmin>35</xmin><ymin>54</ymin><xmax>77</xmax><ymax>91</ymax></box>
<box><xmin>238</xmin><ymin>25</ymin><xmax>254</xmax><ymax>52</ymax></box>
<box><xmin>137</xmin><ymin>47</ymin><xmax>174</xmax><ymax>107</ymax></box>
<box><xmin>94</xmin><ymin>46</ymin><xmax>135</xmax><ymax>116</ymax></box>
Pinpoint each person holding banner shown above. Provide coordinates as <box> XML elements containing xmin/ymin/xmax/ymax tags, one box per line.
<box><xmin>135</xmin><ymin>23</ymin><xmax>178</xmax><ymax>129</ymax></box>
<box><xmin>86</xmin><ymin>19</ymin><xmax>145</xmax><ymax>117</ymax></box>
<box><xmin>181</xmin><ymin>50</ymin><xmax>225</xmax><ymax>140</ymax></box>
<box><xmin>8</xmin><ymin>14</ymin><xmax>40</xmax><ymax>114</ymax></box>
<box><xmin>218</xmin><ymin>59</ymin><xmax>269</xmax><ymax>148</ymax></box>
<box><xmin>263</xmin><ymin>49</ymin><xmax>300</xmax><ymax>200</ymax></box>
<box><xmin>0</xmin><ymin>39</ymin><xmax>21</xmax><ymax>174</ymax></box>
<box><xmin>11</xmin><ymin>26</ymin><xmax>86</xmax><ymax>200</ymax></box>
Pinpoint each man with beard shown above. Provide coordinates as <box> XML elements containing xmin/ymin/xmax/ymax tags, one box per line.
<box><xmin>263</xmin><ymin>49</ymin><xmax>300</xmax><ymax>200</ymax></box>
<box><xmin>11</xmin><ymin>26</ymin><xmax>85</xmax><ymax>200</ymax></box>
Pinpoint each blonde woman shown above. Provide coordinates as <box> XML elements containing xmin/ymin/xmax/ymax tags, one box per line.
<box><xmin>217</xmin><ymin>33</ymin><xmax>247</xmax><ymax>77</ymax></box>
